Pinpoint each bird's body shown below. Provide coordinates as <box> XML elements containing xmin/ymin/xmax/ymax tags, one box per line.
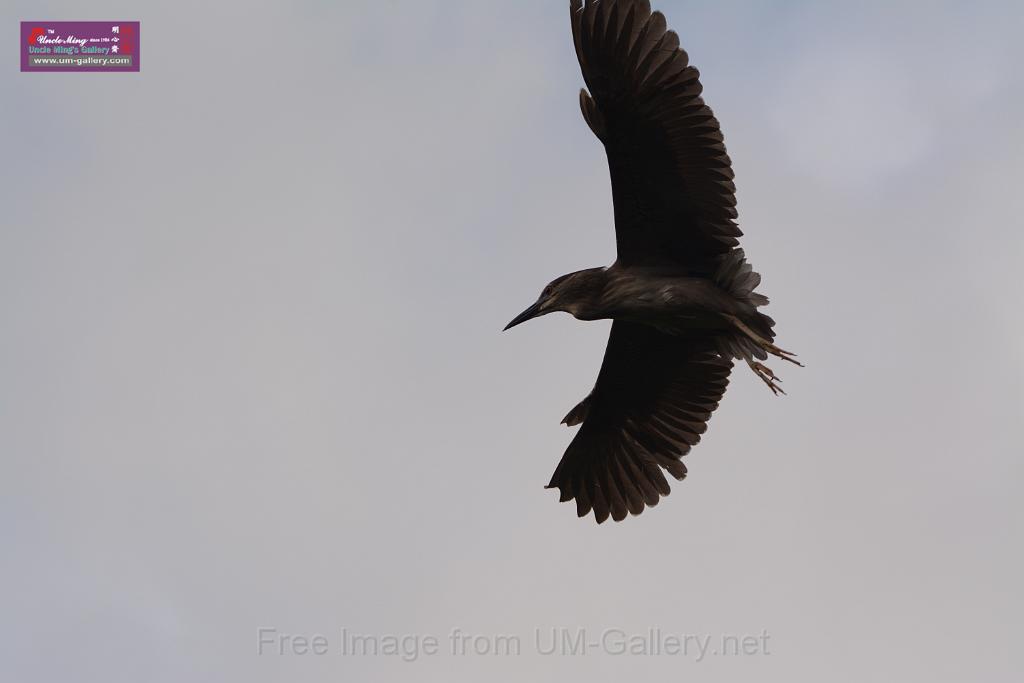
<box><xmin>532</xmin><ymin>265</ymin><xmax>749</xmax><ymax>333</ymax></box>
<box><xmin>505</xmin><ymin>0</ymin><xmax>800</xmax><ymax>523</ymax></box>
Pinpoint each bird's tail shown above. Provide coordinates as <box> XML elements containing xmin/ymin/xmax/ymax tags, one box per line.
<box><xmin>713</xmin><ymin>249</ymin><xmax>776</xmax><ymax>361</ymax></box>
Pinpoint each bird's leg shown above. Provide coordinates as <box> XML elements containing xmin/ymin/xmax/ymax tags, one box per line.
<box><xmin>725</xmin><ymin>314</ymin><xmax>803</xmax><ymax>367</ymax></box>
<box><xmin>723</xmin><ymin>313</ymin><xmax>802</xmax><ymax>395</ymax></box>
<box><xmin>747</xmin><ymin>359</ymin><xmax>784</xmax><ymax>396</ymax></box>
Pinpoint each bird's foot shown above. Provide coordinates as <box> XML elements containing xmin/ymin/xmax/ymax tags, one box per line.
<box><xmin>761</xmin><ymin>340</ymin><xmax>803</xmax><ymax>367</ymax></box>
<box><xmin>747</xmin><ymin>360</ymin><xmax>785</xmax><ymax>396</ymax></box>
<box><xmin>725</xmin><ymin>314</ymin><xmax>804</xmax><ymax>367</ymax></box>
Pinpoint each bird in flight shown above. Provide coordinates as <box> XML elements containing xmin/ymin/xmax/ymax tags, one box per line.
<box><xmin>504</xmin><ymin>0</ymin><xmax>801</xmax><ymax>523</ymax></box>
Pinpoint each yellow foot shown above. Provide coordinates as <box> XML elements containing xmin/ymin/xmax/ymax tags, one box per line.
<box><xmin>748</xmin><ymin>360</ymin><xmax>785</xmax><ymax>396</ymax></box>
<box><xmin>726</xmin><ymin>314</ymin><xmax>804</xmax><ymax>367</ymax></box>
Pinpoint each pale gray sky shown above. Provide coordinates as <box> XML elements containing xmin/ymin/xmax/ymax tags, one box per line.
<box><xmin>2</xmin><ymin>1</ymin><xmax>1022</xmax><ymax>681</ymax></box>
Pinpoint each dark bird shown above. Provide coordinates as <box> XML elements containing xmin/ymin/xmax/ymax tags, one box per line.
<box><xmin>504</xmin><ymin>0</ymin><xmax>801</xmax><ymax>523</ymax></box>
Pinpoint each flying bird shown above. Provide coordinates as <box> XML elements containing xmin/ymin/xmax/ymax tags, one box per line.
<box><xmin>504</xmin><ymin>0</ymin><xmax>801</xmax><ymax>523</ymax></box>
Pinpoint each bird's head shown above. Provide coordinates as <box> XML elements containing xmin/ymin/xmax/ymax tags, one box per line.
<box><xmin>503</xmin><ymin>268</ymin><xmax>607</xmax><ymax>330</ymax></box>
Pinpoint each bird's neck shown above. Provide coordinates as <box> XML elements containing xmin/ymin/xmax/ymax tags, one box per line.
<box><xmin>565</xmin><ymin>266</ymin><xmax>614</xmax><ymax>321</ymax></box>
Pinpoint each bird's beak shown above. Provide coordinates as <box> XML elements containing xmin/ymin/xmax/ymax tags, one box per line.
<box><xmin>503</xmin><ymin>300</ymin><xmax>544</xmax><ymax>331</ymax></box>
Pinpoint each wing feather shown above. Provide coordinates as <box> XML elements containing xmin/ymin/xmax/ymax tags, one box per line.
<box><xmin>570</xmin><ymin>0</ymin><xmax>741</xmax><ymax>273</ymax></box>
<box><xmin>546</xmin><ymin>322</ymin><xmax>732</xmax><ymax>523</ymax></box>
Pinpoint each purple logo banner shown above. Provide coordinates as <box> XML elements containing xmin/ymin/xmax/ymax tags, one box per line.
<box><xmin>21</xmin><ymin>21</ymin><xmax>140</xmax><ymax>72</ymax></box>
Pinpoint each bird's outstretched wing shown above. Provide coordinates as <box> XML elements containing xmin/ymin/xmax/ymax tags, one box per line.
<box><xmin>547</xmin><ymin>322</ymin><xmax>733</xmax><ymax>523</ymax></box>
<box><xmin>571</xmin><ymin>0</ymin><xmax>740</xmax><ymax>274</ymax></box>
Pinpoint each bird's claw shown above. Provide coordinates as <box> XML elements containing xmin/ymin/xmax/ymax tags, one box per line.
<box><xmin>748</xmin><ymin>360</ymin><xmax>785</xmax><ymax>396</ymax></box>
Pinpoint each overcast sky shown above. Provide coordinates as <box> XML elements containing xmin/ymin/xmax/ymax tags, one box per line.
<box><xmin>2</xmin><ymin>1</ymin><xmax>1022</xmax><ymax>681</ymax></box>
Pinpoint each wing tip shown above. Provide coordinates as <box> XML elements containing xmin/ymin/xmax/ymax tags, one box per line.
<box><xmin>547</xmin><ymin>468</ymin><xmax>678</xmax><ymax>524</ymax></box>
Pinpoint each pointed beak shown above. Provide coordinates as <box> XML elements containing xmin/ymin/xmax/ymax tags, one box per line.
<box><xmin>503</xmin><ymin>300</ymin><xmax>544</xmax><ymax>331</ymax></box>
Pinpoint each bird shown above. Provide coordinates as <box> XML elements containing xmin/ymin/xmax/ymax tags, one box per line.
<box><xmin>503</xmin><ymin>0</ymin><xmax>801</xmax><ymax>524</ymax></box>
